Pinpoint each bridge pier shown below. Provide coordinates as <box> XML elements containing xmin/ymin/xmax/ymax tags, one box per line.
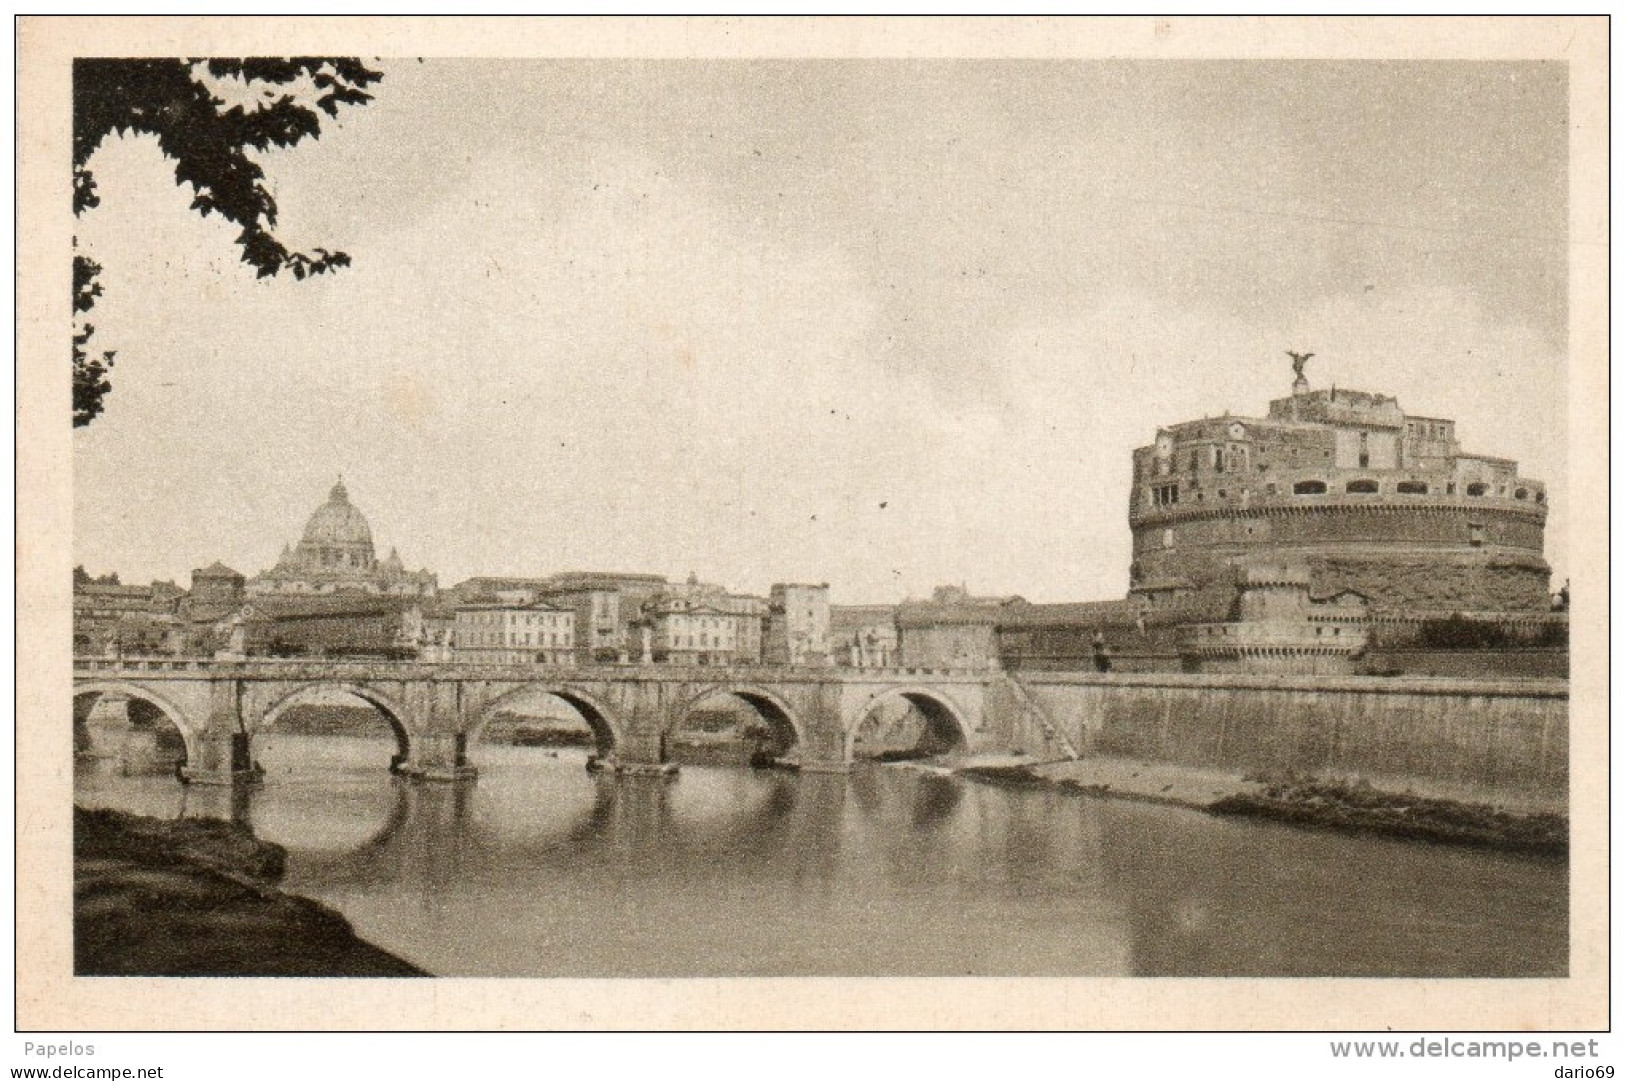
<box><xmin>179</xmin><ymin>731</ymin><xmax>262</xmax><ymax>787</ymax></box>
<box><xmin>793</xmin><ymin>760</ymin><xmax>851</xmax><ymax>774</ymax></box>
<box><xmin>398</xmin><ymin>732</ymin><xmax>477</xmax><ymax>784</ymax></box>
<box><xmin>608</xmin><ymin>711</ymin><xmax>678</xmax><ymax>775</ymax></box>
<box><xmin>610</xmin><ymin>761</ymin><xmax>680</xmax><ymax>777</ymax></box>
<box><xmin>792</xmin><ymin>686</ymin><xmax>852</xmax><ymax>772</ymax></box>
<box><xmin>178</xmin><ymin>682</ymin><xmax>262</xmax><ymax>786</ymax></box>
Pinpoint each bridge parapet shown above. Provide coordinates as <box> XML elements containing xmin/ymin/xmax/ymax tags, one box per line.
<box><xmin>1011</xmin><ymin>668</ymin><xmax>1568</xmax><ymax>698</ymax></box>
<box><xmin>74</xmin><ymin>655</ymin><xmax>1001</xmax><ymax>684</ymax></box>
<box><xmin>838</xmin><ymin>665</ymin><xmax>997</xmax><ymax>682</ymax></box>
<box><xmin>74</xmin><ymin>656</ymin><xmax>214</xmax><ymax>674</ymax></box>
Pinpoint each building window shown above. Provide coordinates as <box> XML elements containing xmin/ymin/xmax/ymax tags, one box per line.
<box><xmin>1514</xmin><ymin>487</ymin><xmax>1529</xmax><ymax>500</ymax></box>
<box><xmin>1345</xmin><ymin>479</ymin><xmax>1379</xmax><ymax>494</ymax></box>
<box><xmin>1293</xmin><ymin>480</ymin><xmax>1327</xmax><ymax>495</ymax></box>
<box><xmin>1469</xmin><ymin>523</ymin><xmax>1486</xmax><ymax>547</ymax></box>
<box><xmin>1466</xmin><ymin>482</ymin><xmax>1489</xmax><ymax>497</ymax></box>
<box><xmin>1396</xmin><ymin>481</ymin><xmax>1428</xmax><ymax>495</ymax></box>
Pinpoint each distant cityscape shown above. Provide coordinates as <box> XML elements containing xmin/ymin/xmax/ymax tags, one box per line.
<box><xmin>75</xmin><ymin>369</ymin><xmax>1567</xmax><ymax>679</ymax></box>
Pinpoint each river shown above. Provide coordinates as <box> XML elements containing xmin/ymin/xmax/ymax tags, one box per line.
<box><xmin>74</xmin><ymin>733</ymin><xmax>1566</xmax><ymax>977</ymax></box>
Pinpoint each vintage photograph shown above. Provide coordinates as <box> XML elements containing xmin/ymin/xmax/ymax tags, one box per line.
<box><xmin>21</xmin><ymin>17</ymin><xmax>1607</xmax><ymax>1033</ymax></box>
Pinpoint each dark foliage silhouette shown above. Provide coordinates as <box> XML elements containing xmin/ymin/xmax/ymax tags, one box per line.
<box><xmin>72</xmin><ymin>58</ymin><xmax>382</xmax><ymax>426</ymax></box>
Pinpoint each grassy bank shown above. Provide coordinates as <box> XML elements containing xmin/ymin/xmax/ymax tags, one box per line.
<box><xmin>75</xmin><ymin>806</ymin><xmax>428</xmax><ymax>976</ymax></box>
<box><xmin>1208</xmin><ymin>781</ymin><xmax>1567</xmax><ymax>857</ymax></box>
<box><xmin>957</xmin><ymin>757</ymin><xmax>1566</xmax><ymax>858</ymax></box>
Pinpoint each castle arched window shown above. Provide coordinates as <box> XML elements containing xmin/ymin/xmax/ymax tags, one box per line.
<box><xmin>1396</xmin><ymin>481</ymin><xmax>1429</xmax><ymax>495</ymax></box>
<box><xmin>1345</xmin><ymin>479</ymin><xmax>1379</xmax><ymax>494</ymax></box>
<box><xmin>1535</xmin><ymin>491</ymin><xmax>1546</xmax><ymax>504</ymax></box>
<box><xmin>1466</xmin><ymin>483</ymin><xmax>1489</xmax><ymax>497</ymax></box>
<box><xmin>1293</xmin><ymin>480</ymin><xmax>1327</xmax><ymax>495</ymax></box>
<box><xmin>1515</xmin><ymin>487</ymin><xmax>1529</xmax><ymax>500</ymax></box>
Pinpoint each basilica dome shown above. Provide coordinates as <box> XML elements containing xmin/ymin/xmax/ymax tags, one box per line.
<box><xmin>249</xmin><ymin>478</ymin><xmax>437</xmax><ymax>598</ymax></box>
<box><xmin>301</xmin><ymin>479</ymin><xmax>375</xmax><ymax>550</ymax></box>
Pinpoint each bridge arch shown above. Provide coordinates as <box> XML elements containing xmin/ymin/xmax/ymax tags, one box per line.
<box><xmin>466</xmin><ymin>685</ymin><xmax>626</xmax><ymax>759</ymax></box>
<box><xmin>255</xmin><ymin>682</ymin><xmax>415</xmax><ymax>772</ymax></box>
<box><xmin>846</xmin><ymin>685</ymin><xmax>973</xmax><ymax>759</ymax></box>
<box><xmin>672</xmin><ymin>684</ymin><xmax>805</xmax><ymax>758</ymax></box>
<box><xmin>73</xmin><ymin>680</ymin><xmax>201</xmax><ymax>767</ymax></box>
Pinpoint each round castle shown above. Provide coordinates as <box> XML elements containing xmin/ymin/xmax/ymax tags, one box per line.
<box><xmin>1127</xmin><ymin>362</ymin><xmax>1551</xmax><ymax>625</ymax></box>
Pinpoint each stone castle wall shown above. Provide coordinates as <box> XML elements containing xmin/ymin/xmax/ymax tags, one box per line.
<box><xmin>1306</xmin><ymin>554</ymin><xmax>1551</xmax><ymax>614</ymax></box>
<box><xmin>1132</xmin><ymin>502</ymin><xmax>1545</xmax><ymax>558</ymax></box>
<box><xmin>1130</xmin><ymin>502</ymin><xmax>1551</xmax><ymax>613</ymax></box>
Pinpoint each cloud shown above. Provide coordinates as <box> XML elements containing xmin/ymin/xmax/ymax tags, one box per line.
<box><xmin>72</xmin><ymin>61</ymin><xmax>1570</xmax><ymax>604</ymax></box>
<box><xmin>919</xmin><ymin>281</ymin><xmax>1569</xmax><ymax>601</ymax></box>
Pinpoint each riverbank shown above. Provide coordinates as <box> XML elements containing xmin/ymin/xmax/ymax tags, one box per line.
<box><xmin>956</xmin><ymin>756</ymin><xmax>1567</xmax><ymax>858</ymax></box>
<box><xmin>74</xmin><ymin>806</ymin><xmax>428</xmax><ymax>976</ymax></box>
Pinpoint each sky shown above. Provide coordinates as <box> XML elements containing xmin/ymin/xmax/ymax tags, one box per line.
<box><xmin>72</xmin><ymin>59</ymin><xmax>1570</xmax><ymax>604</ymax></box>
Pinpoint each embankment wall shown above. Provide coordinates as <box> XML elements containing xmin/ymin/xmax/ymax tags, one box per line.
<box><xmin>1014</xmin><ymin>672</ymin><xmax>1566</xmax><ymax>806</ymax></box>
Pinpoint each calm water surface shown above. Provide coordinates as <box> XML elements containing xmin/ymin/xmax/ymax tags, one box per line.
<box><xmin>75</xmin><ymin>734</ymin><xmax>1566</xmax><ymax>977</ymax></box>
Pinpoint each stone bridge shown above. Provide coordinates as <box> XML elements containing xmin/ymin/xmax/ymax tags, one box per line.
<box><xmin>72</xmin><ymin>656</ymin><xmax>1062</xmax><ymax>784</ymax></box>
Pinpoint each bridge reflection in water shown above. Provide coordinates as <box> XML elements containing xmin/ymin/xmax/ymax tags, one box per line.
<box><xmin>74</xmin><ymin>736</ymin><xmax>1566</xmax><ymax>978</ymax></box>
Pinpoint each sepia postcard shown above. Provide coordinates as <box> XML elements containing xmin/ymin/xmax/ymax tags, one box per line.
<box><xmin>17</xmin><ymin>16</ymin><xmax>1609</xmax><ymax>1032</ymax></box>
